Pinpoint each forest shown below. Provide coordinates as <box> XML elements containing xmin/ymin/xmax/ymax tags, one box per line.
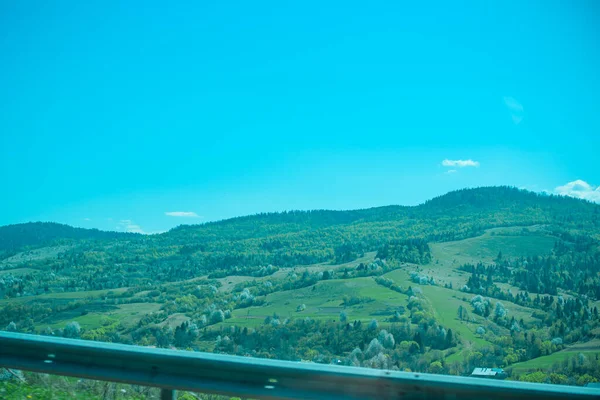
<box><xmin>1</xmin><ymin>187</ymin><xmax>600</xmax><ymax>398</ymax></box>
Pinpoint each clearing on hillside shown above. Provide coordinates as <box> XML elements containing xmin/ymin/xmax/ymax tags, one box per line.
<box><xmin>426</xmin><ymin>226</ymin><xmax>557</xmax><ymax>289</ymax></box>
<box><xmin>431</xmin><ymin>226</ymin><xmax>555</xmax><ymax>265</ymax></box>
<box><xmin>220</xmin><ymin>277</ymin><xmax>408</xmax><ymax>328</ymax></box>
<box><xmin>509</xmin><ymin>340</ymin><xmax>600</xmax><ymax>373</ymax></box>
<box><xmin>39</xmin><ymin>303</ymin><xmax>162</xmax><ymax>330</ymax></box>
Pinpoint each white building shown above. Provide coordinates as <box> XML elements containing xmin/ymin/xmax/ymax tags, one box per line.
<box><xmin>471</xmin><ymin>368</ymin><xmax>506</xmax><ymax>379</ymax></box>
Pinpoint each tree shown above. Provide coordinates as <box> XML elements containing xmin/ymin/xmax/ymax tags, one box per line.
<box><xmin>364</xmin><ymin>338</ymin><xmax>383</xmax><ymax>358</ymax></box>
<box><xmin>484</xmin><ymin>302</ymin><xmax>491</xmax><ymax>318</ymax></box>
<box><xmin>445</xmin><ymin>329</ymin><xmax>454</xmax><ymax>347</ymax></box>
<box><xmin>577</xmin><ymin>374</ymin><xmax>598</xmax><ymax>386</ymax></box>
<box><xmin>457</xmin><ymin>306</ymin><xmax>465</xmax><ymax>321</ymax></box>
<box><xmin>520</xmin><ymin>371</ymin><xmax>547</xmax><ymax>383</ymax></box>
<box><xmin>378</xmin><ymin>330</ymin><xmax>395</xmax><ymax>349</ymax></box>
<box><xmin>340</xmin><ymin>311</ymin><xmax>348</xmax><ymax>323</ymax></box>
<box><xmin>210</xmin><ymin>310</ymin><xmax>225</xmax><ymax>324</ymax></box>
<box><xmin>348</xmin><ymin>347</ymin><xmax>363</xmax><ymax>366</ymax></box>
<box><xmin>413</xmin><ymin>332</ymin><xmax>424</xmax><ymax>353</ymax></box>
<box><xmin>64</xmin><ymin>321</ymin><xmax>81</xmax><ymax>338</ymax></box>
<box><xmin>174</xmin><ymin>322</ymin><xmax>190</xmax><ymax>347</ymax></box>
<box><xmin>174</xmin><ymin>321</ymin><xmax>200</xmax><ymax>347</ymax></box>
<box><xmin>156</xmin><ymin>326</ymin><xmax>174</xmax><ymax>348</ymax></box>
<box><xmin>429</xmin><ymin>361</ymin><xmax>443</xmax><ymax>374</ymax></box>
<box><xmin>494</xmin><ymin>302</ymin><xmax>507</xmax><ymax>319</ymax></box>
<box><xmin>199</xmin><ymin>315</ymin><xmax>208</xmax><ymax>326</ymax></box>
<box><xmin>495</xmin><ymin>251</ymin><xmax>503</xmax><ymax>262</ymax></box>
<box><xmin>368</xmin><ymin>319</ymin><xmax>379</xmax><ymax>330</ymax></box>
<box><xmin>5</xmin><ymin>322</ymin><xmax>16</xmax><ymax>332</ymax></box>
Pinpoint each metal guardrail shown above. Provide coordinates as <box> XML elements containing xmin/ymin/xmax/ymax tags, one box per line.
<box><xmin>1</xmin><ymin>332</ymin><xmax>599</xmax><ymax>399</ymax></box>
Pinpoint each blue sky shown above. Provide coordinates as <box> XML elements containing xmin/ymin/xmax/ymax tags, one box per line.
<box><xmin>1</xmin><ymin>1</ymin><xmax>599</xmax><ymax>233</ymax></box>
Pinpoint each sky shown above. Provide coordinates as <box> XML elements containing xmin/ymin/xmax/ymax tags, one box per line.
<box><xmin>1</xmin><ymin>1</ymin><xmax>599</xmax><ymax>234</ymax></box>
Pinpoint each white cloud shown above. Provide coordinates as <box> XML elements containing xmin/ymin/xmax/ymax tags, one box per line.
<box><xmin>504</xmin><ymin>96</ymin><xmax>523</xmax><ymax>112</ymax></box>
<box><xmin>445</xmin><ymin>169</ymin><xmax>457</xmax><ymax>174</ymax></box>
<box><xmin>83</xmin><ymin>218</ymin><xmax>91</xmax><ymax>221</ymax></box>
<box><xmin>116</xmin><ymin>219</ymin><xmax>146</xmax><ymax>234</ymax></box>
<box><xmin>442</xmin><ymin>159</ymin><xmax>480</xmax><ymax>168</ymax></box>
<box><xmin>503</xmin><ymin>96</ymin><xmax>524</xmax><ymax>124</ymax></box>
<box><xmin>165</xmin><ymin>211</ymin><xmax>201</xmax><ymax>218</ymax></box>
<box><xmin>554</xmin><ymin>180</ymin><xmax>600</xmax><ymax>203</ymax></box>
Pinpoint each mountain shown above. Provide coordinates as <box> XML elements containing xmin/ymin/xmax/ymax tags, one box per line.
<box><xmin>1</xmin><ymin>186</ymin><xmax>598</xmax><ymax>284</ymax></box>
<box><xmin>2</xmin><ymin>186</ymin><xmax>600</xmax><ymax>391</ymax></box>
<box><xmin>161</xmin><ymin>186</ymin><xmax>599</xmax><ymax>262</ymax></box>
<box><xmin>0</xmin><ymin>222</ymin><xmax>137</xmax><ymax>253</ymax></box>
<box><xmin>172</xmin><ymin>186</ymin><xmax>599</xmax><ymax>236</ymax></box>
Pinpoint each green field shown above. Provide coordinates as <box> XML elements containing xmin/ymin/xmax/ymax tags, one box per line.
<box><xmin>384</xmin><ymin>231</ymin><xmax>545</xmax><ymax>352</ymax></box>
<box><xmin>216</xmin><ymin>252</ymin><xmax>379</xmax><ymax>293</ymax></box>
<box><xmin>0</xmin><ymin>287</ymin><xmax>129</xmax><ymax>304</ymax></box>
<box><xmin>158</xmin><ymin>312</ymin><xmax>191</xmax><ymax>328</ymax></box>
<box><xmin>510</xmin><ymin>342</ymin><xmax>600</xmax><ymax>373</ymax></box>
<box><xmin>431</xmin><ymin>227</ymin><xmax>556</xmax><ymax>264</ymax></box>
<box><xmin>0</xmin><ymin>267</ymin><xmax>38</xmax><ymax>276</ymax></box>
<box><xmin>418</xmin><ymin>228</ymin><xmax>557</xmax><ymax>291</ymax></box>
<box><xmin>221</xmin><ymin>277</ymin><xmax>408</xmax><ymax>328</ymax></box>
<box><xmin>0</xmin><ymin>245</ymin><xmax>72</xmax><ymax>267</ymax></box>
<box><xmin>383</xmin><ymin>269</ymin><xmax>491</xmax><ymax>347</ymax></box>
<box><xmin>40</xmin><ymin>303</ymin><xmax>162</xmax><ymax>330</ymax></box>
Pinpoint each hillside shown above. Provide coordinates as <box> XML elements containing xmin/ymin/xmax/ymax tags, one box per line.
<box><xmin>1</xmin><ymin>186</ymin><xmax>599</xmax><ymax>295</ymax></box>
<box><xmin>1</xmin><ymin>186</ymin><xmax>600</xmax><ymax>393</ymax></box>
<box><xmin>0</xmin><ymin>222</ymin><xmax>137</xmax><ymax>253</ymax></box>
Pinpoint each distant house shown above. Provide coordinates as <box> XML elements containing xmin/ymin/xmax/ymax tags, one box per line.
<box><xmin>471</xmin><ymin>368</ymin><xmax>507</xmax><ymax>379</ymax></box>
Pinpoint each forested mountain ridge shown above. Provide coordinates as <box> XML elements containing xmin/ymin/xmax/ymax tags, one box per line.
<box><xmin>169</xmin><ymin>186</ymin><xmax>600</xmax><ymax>240</ymax></box>
<box><xmin>3</xmin><ymin>187</ymin><xmax>598</xmax><ymax>254</ymax></box>
<box><xmin>150</xmin><ymin>187</ymin><xmax>600</xmax><ymax>275</ymax></box>
<box><xmin>0</xmin><ymin>222</ymin><xmax>138</xmax><ymax>254</ymax></box>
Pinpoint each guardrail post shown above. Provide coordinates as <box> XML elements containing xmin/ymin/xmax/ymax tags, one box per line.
<box><xmin>160</xmin><ymin>388</ymin><xmax>176</xmax><ymax>399</ymax></box>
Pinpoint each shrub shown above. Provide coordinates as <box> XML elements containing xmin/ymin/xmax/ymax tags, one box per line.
<box><xmin>64</xmin><ymin>321</ymin><xmax>81</xmax><ymax>338</ymax></box>
<box><xmin>210</xmin><ymin>310</ymin><xmax>225</xmax><ymax>324</ymax></box>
